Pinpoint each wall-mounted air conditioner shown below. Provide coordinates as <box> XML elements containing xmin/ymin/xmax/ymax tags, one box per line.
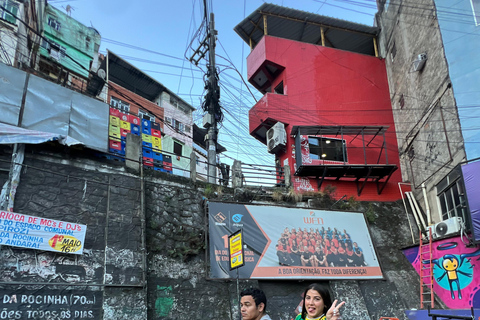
<box><xmin>413</xmin><ymin>53</ymin><xmax>427</xmax><ymax>72</ymax></box>
<box><xmin>266</xmin><ymin>122</ymin><xmax>286</xmax><ymax>154</ymax></box>
<box><xmin>427</xmin><ymin>217</ymin><xmax>463</xmax><ymax>239</ymax></box>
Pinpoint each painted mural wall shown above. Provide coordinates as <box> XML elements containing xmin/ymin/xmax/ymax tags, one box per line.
<box><xmin>403</xmin><ymin>236</ymin><xmax>480</xmax><ymax>308</ymax></box>
<box><xmin>435</xmin><ymin>0</ymin><xmax>480</xmax><ymax>160</ymax></box>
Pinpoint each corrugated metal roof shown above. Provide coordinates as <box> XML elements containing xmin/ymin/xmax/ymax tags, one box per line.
<box><xmin>234</xmin><ymin>3</ymin><xmax>379</xmax><ymax>56</ymax></box>
<box><xmin>88</xmin><ymin>51</ymin><xmax>194</xmax><ymax>111</ymax></box>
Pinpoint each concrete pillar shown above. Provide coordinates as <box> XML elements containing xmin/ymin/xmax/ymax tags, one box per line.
<box><xmin>232</xmin><ymin>160</ymin><xmax>243</xmax><ymax>188</ymax></box>
<box><xmin>126</xmin><ymin>133</ymin><xmax>142</xmax><ymax>172</ymax></box>
<box><xmin>284</xmin><ymin>165</ymin><xmax>291</xmax><ymax>188</ymax></box>
<box><xmin>190</xmin><ymin>151</ymin><xmax>197</xmax><ymax>182</ymax></box>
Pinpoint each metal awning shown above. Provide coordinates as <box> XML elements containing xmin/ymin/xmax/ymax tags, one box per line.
<box><xmin>234</xmin><ymin>3</ymin><xmax>379</xmax><ymax>56</ymax></box>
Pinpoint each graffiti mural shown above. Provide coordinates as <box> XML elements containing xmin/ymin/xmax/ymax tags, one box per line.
<box><xmin>403</xmin><ymin>236</ymin><xmax>480</xmax><ymax>308</ymax></box>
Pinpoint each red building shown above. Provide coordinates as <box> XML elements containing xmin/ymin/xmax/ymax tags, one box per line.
<box><xmin>235</xmin><ymin>4</ymin><xmax>403</xmax><ymax>201</ymax></box>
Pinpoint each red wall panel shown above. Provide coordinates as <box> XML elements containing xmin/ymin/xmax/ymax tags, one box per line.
<box><xmin>247</xmin><ymin>36</ymin><xmax>403</xmax><ymax>201</ymax></box>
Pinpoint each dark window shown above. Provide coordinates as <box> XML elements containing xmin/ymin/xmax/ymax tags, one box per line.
<box><xmin>437</xmin><ymin>168</ymin><xmax>467</xmax><ymax>222</ymax></box>
<box><xmin>48</xmin><ymin>17</ymin><xmax>61</xmax><ymax>31</ymax></box>
<box><xmin>390</xmin><ymin>42</ymin><xmax>397</xmax><ymax>62</ymax></box>
<box><xmin>138</xmin><ymin>110</ymin><xmax>154</xmax><ymax>122</ymax></box>
<box><xmin>174</xmin><ymin>141</ymin><xmax>183</xmax><ymax>156</ymax></box>
<box><xmin>399</xmin><ymin>94</ymin><xmax>405</xmax><ymax>109</ymax></box>
<box><xmin>308</xmin><ymin>137</ymin><xmax>347</xmax><ymax>162</ymax></box>
<box><xmin>274</xmin><ymin>81</ymin><xmax>284</xmax><ymax>94</ymax></box>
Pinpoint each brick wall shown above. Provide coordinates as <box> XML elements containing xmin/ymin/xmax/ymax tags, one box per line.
<box><xmin>108</xmin><ymin>82</ymin><xmax>164</xmax><ymax>132</ymax></box>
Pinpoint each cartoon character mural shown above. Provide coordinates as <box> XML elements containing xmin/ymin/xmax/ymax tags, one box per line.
<box><xmin>403</xmin><ymin>236</ymin><xmax>480</xmax><ymax>308</ymax></box>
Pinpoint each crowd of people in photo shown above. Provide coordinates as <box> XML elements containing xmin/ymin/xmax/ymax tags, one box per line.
<box><xmin>275</xmin><ymin>226</ymin><xmax>367</xmax><ymax>268</ymax></box>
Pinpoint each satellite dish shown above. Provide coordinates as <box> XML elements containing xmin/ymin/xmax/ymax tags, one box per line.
<box><xmin>435</xmin><ymin>222</ymin><xmax>448</xmax><ymax>237</ymax></box>
<box><xmin>97</xmin><ymin>68</ymin><xmax>106</xmax><ymax>80</ymax></box>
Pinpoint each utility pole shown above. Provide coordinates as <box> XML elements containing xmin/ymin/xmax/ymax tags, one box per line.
<box><xmin>189</xmin><ymin>12</ymin><xmax>221</xmax><ymax>184</ymax></box>
<box><xmin>206</xmin><ymin>12</ymin><xmax>218</xmax><ymax>184</ymax></box>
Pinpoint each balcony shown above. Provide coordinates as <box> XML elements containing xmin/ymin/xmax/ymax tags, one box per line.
<box><xmin>292</xmin><ymin>125</ymin><xmax>398</xmax><ymax>195</ymax></box>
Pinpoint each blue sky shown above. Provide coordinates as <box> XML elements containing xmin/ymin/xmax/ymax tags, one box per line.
<box><xmin>49</xmin><ymin>0</ymin><xmax>378</xmax><ymax>167</ymax></box>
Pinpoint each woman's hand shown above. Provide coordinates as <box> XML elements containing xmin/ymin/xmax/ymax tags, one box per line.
<box><xmin>326</xmin><ymin>299</ymin><xmax>345</xmax><ymax>320</ymax></box>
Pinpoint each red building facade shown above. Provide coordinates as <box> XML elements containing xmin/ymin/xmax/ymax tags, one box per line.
<box><xmin>236</xmin><ymin>5</ymin><xmax>403</xmax><ymax>201</ymax></box>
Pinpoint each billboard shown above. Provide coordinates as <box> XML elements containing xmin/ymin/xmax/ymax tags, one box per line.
<box><xmin>208</xmin><ymin>202</ymin><xmax>383</xmax><ymax>279</ymax></box>
<box><xmin>0</xmin><ymin>211</ymin><xmax>87</xmax><ymax>254</ymax></box>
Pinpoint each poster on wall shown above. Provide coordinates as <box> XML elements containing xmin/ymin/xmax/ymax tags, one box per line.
<box><xmin>0</xmin><ymin>211</ymin><xmax>87</xmax><ymax>255</ymax></box>
<box><xmin>208</xmin><ymin>202</ymin><xmax>383</xmax><ymax>279</ymax></box>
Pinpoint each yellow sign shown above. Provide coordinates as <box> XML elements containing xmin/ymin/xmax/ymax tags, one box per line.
<box><xmin>229</xmin><ymin>230</ymin><xmax>244</xmax><ymax>270</ymax></box>
<box><xmin>48</xmin><ymin>235</ymin><xmax>83</xmax><ymax>253</ymax></box>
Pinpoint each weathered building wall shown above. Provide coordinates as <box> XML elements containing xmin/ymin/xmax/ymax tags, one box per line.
<box><xmin>0</xmin><ymin>144</ymin><xmax>146</xmax><ymax>320</ymax></box>
<box><xmin>375</xmin><ymin>0</ymin><xmax>466</xmax><ymax>222</ymax></box>
<box><xmin>0</xmin><ymin>144</ymin><xmax>423</xmax><ymax>320</ymax></box>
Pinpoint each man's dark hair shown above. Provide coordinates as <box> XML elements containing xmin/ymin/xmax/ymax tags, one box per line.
<box><xmin>241</xmin><ymin>287</ymin><xmax>267</xmax><ymax>310</ymax></box>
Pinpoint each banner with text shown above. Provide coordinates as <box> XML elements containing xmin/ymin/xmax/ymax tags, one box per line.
<box><xmin>0</xmin><ymin>289</ymin><xmax>101</xmax><ymax>319</ymax></box>
<box><xmin>209</xmin><ymin>202</ymin><xmax>383</xmax><ymax>280</ymax></box>
<box><xmin>0</xmin><ymin>211</ymin><xmax>87</xmax><ymax>254</ymax></box>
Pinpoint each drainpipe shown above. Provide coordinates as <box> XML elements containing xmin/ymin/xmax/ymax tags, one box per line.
<box><xmin>421</xmin><ymin>183</ymin><xmax>431</xmax><ymax>226</ymax></box>
<box><xmin>406</xmin><ymin>192</ymin><xmax>427</xmax><ymax>230</ymax></box>
<box><xmin>398</xmin><ymin>182</ymin><xmax>415</xmax><ymax>244</ymax></box>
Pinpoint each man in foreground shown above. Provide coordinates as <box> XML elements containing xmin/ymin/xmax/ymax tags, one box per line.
<box><xmin>240</xmin><ymin>287</ymin><xmax>272</xmax><ymax>320</ymax></box>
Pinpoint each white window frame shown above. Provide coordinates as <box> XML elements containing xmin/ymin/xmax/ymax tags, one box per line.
<box><xmin>49</xmin><ymin>41</ymin><xmax>66</xmax><ymax>61</ymax></box>
<box><xmin>436</xmin><ymin>169</ymin><xmax>467</xmax><ymax>222</ymax></box>
<box><xmin>48</xmin><ymin>17</ymin><xmax>61</xmax><ymax>31</ymax></box>
<box><xmin>0</xmin><ymin>0</ymin><xmax>19</xmax><ymax>24</ymax></box>
<box><xmin>138</xmin><ymin>109</ymin><xmax>154</xmax><ymax>122</ymax></box>
<box><xmin>110</xmin><ymin>97</ymin><xmax>130</xmax><ymax>113</ymax></box>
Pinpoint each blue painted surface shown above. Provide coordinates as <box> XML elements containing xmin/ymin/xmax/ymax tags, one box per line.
<box><xmin>435</xmin><ymin>0</ymin><xmax>480</xmax><ymax>160</ymax></box>
<box><xmin>405</xmin><ymin>309</ymin><xmax>479</xmax><ymax>320</ymax></box>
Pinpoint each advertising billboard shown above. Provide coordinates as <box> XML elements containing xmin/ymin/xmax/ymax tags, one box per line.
<box><xmin>209</xmin><ymin>202</ymin><xmax>382</xmax><ymax>279</ymax></box>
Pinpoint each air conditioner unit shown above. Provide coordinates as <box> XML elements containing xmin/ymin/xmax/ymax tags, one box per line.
<box><xmin>427</xmin><ymin>217</ymin><xmax>463</xmax><ymax>239</ymax></box>
<box><xmin>266</xmin><ymin>122</ymin><xmax>286</xmax><ymax>154</ymax></box>
<box><xmin>413</xmin><ymin>53</ymin><xmax>427</xmax><ymax>72</ymax></box>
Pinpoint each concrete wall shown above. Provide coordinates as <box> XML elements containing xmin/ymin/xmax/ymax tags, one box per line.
<box><xmin>39</xmin><ymin>4</ymin><xmax>101</xmax><ymax>78</ymax></box>
<box><xmin>375</xmin><ymin>0</ymin><xmax>466</xmax><ymax>223</ymax></box>
<box><xmin>0</xmin><ymin>144</ymin><xmax>423</xmax><ymax>319</ymax></box>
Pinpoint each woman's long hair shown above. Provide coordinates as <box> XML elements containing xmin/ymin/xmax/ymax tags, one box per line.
<box><xmin>300</xmin><ymin>283</ymin><xmax>333</xmax><ymax>319</ymax></box>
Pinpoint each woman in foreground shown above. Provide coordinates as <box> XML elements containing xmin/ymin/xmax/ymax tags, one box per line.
<box><xmin>295</xmin><ymin>283</ymin><xmax>345</xmax><ymax>320</ymax></box>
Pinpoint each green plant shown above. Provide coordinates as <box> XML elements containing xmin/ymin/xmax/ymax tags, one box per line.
<box><xmin>204</xmin><ymin>184</ymin><xmax>214</xmax><ymax>198</ymax></box>
<box><xmin>365</xmin><ymin>203</ymin><xmax>376</xmax><ymax>223</ymax></box>
<box><xmin>322</xmin><ymin>184</ymin><xmax>337</xmax><ymax>198</ymax></box>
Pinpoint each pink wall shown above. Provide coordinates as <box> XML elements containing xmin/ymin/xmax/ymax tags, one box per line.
<box><xmin>247</xmin><ymin>36</ymin><xmax>402</xmax><ymax>201</ymax></box>
<box><xmin>403</xmin><ymin>236</ymin><xmax>480</xmax><ymax>308</ymax></box>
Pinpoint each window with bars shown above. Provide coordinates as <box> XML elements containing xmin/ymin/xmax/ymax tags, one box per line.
<box><xmin>0</xmin><ymin>0</ymin><xmax>18</xmax><ymax>24</ymax></box>
<box><xmin>437</xmin><ymin>168</ymin><xmax>467</xmax><ymax>222</ymax></box>
<box><xmin>48</xmin><ymin>17</ymin><xmax>61</xmax><ymax>31</ymax></box>
<box><xmin>110</xmin><ymin>97</ymin><xmax>130</xmax><ymax>113</ymax></box>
